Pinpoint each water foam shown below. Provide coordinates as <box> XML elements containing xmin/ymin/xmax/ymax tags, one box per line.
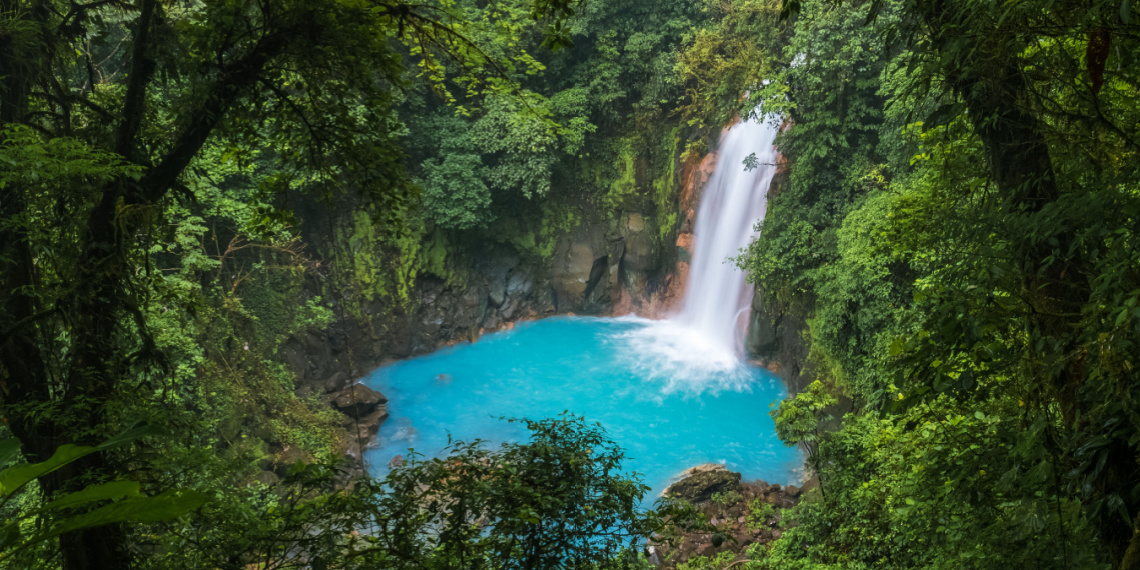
<box><xmin>613</xmin><ymin>316</ymin><xmax>754</xmax><ymax>398</ymax></box>
<box><xmin>623</xmin><ymin>116</ymin><xmax>780</xmax><ymax>392</ymax></box>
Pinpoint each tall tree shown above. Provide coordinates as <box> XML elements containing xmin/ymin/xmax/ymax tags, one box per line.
<box><xmin>0</xmin><ymin>0</ymin><xmax>573</xmax><ymax>567</ymax></box>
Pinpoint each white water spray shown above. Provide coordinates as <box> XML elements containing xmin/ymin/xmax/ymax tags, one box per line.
<box><xmin>674</xmin><ymin>117</ymin><xmax>779</xmax><ymax>353</ymax></box>
<box><xmin>619</xmin><ymin>116</ymin><xmax>780</xmax><ymax>394</ymax></box>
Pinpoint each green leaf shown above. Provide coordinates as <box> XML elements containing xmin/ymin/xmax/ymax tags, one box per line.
<box><xmin>0</xmin><ymin>444</ymin><xmax>100</xmax><ymax>499</ymax></box>
<box><xmin>45</xmin><ymin>481</ymin><xmax>142</xmax><ymax>512</ymax></box>
<box><xmin>49</xmin><ymin>490</ymin><xmax>208</xmax><ymax>537</ymax></box>
<box><xmin>97</xmin><ymin>425</ymin><xmax>164</xmax><ymax>451</ymax></box>
<box><xmin>0</xmin><ymin>427</ymin><xmax>158</xmax><ymax>499</ymax></box>
<box><xmin>889</xmin><ymin>337</ymin><xmax>906</xmax><ymax>357</ymax></box>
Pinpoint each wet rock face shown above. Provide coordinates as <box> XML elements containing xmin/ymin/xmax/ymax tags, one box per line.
<box><xmin>746</xmin><ymin>282</ymin><xmax>814</xmax><ymax>395</ymax></box>
<box><xmin>742</xmin><ymin>170</ymin><xmax>817</xmax><ymax>396</ymax></box>
<box><xmin>545</xmin><ymin>211</ymin><xmax>672</xmax><ymax>315</ymax></box>
<box><xmin>327</xmin><ymin>384</ymin><xmax>390</xmax><ymax>460</ymax></box>
<box><xmin>651</xmin><ymin>466</ymin><xmax>804</xmax><ymax>569</ymax></box>
<box><xmin>554</xmin><ymin>242</ymin><xmax>598</xmax><ymax>303</ymax></box>
<box><xmin>331</xmin><ymin>383</ymin><xmax>387</xmax><ymax>417</ymax></box>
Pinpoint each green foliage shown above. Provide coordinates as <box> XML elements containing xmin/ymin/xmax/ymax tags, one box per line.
<box><xmin>738</xmin><ymin>0</ymin><xmax>1140</xmax><ymax>567</ymax></box>
<box><xmin>149</xmin><ymin>415</ymin><xmax>676</xmax><ymax>569</ymax></box>
<box><xmin>747</xmin><ymin>500</ymin><xmax>778</xmax><ymax>531</ymax></box>
<box><xmin>675</xmin><ymin>0</ymin><xmax>787</xmax><ymax>129</ymax></box>
<box><xmin>602</xmin><ymin>136</ymin><xmax>641</xmax><ymax>212</ymax></box>
<box><xmin>365</xmin><ymin>414</ymin><xmax>670</xmax><ymax>568</ymax></box>
<box><xmin>15</xmin><ymin>0</ymin><xmax>1140</xmax><ymax>567</ymax></box>
<box><xmin>739</xmin><ymin>0</ymin><xmax>892</xmax><ymax>307</ymax></box>
<box><xmin>422</xmin><ymin>154</ymin><xmax>493</xmax><ymax>230</ymax></box>
<box><xmin>677</xmin><ymin>551</ymin><xmax>738</xmax><ymax>570</ymax></box>
<box><xmin>0</xmin><ymin>0</ymin><xmax>728</xmax><ymax>567</ymax></box>
<box><xmin>712</xmin><ymin>490</ymin><xmax>743</xmax><ymax>506</ymax></box>
<box><xmin>398</xmin><ymin>0</ymin><xmax>716</xmax><ymax>273</ymax></box>
<box><xmin>772</xmin><ymin>381</ymin><xmax>837</xmax><ymax>450</ymax></box>
<box><xmin>0</xmin><ymin>431</ymin><xmax>205</xmax><ymax>563</ymax></box>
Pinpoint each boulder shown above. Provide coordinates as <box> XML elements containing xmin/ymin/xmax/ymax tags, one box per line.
<box><xmin>553</xmin><ymin>242</ymin><xmax>596</xmax><ymax>303</ymax></box>
<box><xmin>483</xmin><ymin>312</ymin><xmax>502</xmax><ymax>330</ymax></box>
<box><xmin>665</xmin><ymin>468</ymin><xmax>742</xmax><ymax>504</ymax></box>
<box><xmin>322</xmin><ymin>371</ymin><xmax>347</xmax><ymax>394</ymax></box>
<box><xmin>650</xmin><ymin>471</ymin><xmax>802</xmax><ymax>568</ymax></box>
<box><xmin>343</xmin><ymin>407</ymin><xmax>390</xmax><ymax>458</ymax></box>
<box><xmin>621</xmin><ymin>233</ymin><xmax>655</xmax><ymax>274</ymax></box>
<box><xmin>332</xmin><ymin>383</ymin><xmax>387</xmax><ymax>417</ymax></box>
<box><xmin>507</xmin><ymin>272</ymin><xmax>532</xmax><ymax>296</ymax></box>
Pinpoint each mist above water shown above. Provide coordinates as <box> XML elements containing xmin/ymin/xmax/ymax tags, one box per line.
<box><xmin>622</xmin><ymin>117</ymin><xmax>779</xmax><ymax>387</ymax></box>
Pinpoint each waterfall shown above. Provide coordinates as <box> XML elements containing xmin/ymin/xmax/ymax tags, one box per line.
<box><xmin>619</xmin><ymin>116</ymin><xmax>779</xmax><ymax>394</ymax></box>
<box><xmin>674</xmin><ymin>117</ymin><xmax>779</xmax><ymax>353</ymax></box>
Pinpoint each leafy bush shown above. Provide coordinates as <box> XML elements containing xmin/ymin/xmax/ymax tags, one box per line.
<box><xmin>421</xmin><ymin>154</ymin><xmax>494</xmax><ymax>230</ymax></box>
<box><xmin>747</xmin><ymin>500</ymin><xmax>777</xmax><ymax>531</ymax></box>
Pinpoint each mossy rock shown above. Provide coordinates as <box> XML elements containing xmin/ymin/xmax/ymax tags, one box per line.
<box><xmin>665</xmin><ymin>469</ymin><xmax>742</xmax><ymax>504</ymax></box>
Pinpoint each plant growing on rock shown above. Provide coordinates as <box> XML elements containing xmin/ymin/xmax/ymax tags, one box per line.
<box><xmin>746</xmin><ymin>500</ymin><xmax>778</xmax><ymax>531</ymax></box>
<box><xmin>711</xmin><ymin>490</ymin><xmax>743</xmax><ymax>507</ymax></box>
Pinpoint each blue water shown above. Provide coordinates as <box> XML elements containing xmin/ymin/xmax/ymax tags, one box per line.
<box><xmin>362</xmin><ymin>316</ymin><xmax>802</xmax><ymax>496</ymax></box>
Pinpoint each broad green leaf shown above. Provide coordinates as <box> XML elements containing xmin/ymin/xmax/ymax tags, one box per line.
<box><xmin>45</xmin><ymin>481</ymin><xmax>142</xmax><ymax>512</ymax></box>
<box><xmin>889</xmin><ymin>337</ymin><xmax>905</xmax><ymax>357</ymax></box>
<box><xmin>48</xmin><ymin>490</ymin><xmax>208</xmax><ymax>538</ymax></box>
<box><xmin>0</xmin><ymin>427</ymin><xmax>157</xmax><ymax>499</ymax></box>
<box><xmin>0</xmin><ymin>444</ymin><xmax>100</xmax><ymax>499</ymax></box>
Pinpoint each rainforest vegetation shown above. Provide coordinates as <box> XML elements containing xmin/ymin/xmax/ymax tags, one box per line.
<box><xmin>1</xmin><ymin>0</ymin><xmax>1139</xmax><ymax>568</ymax></box>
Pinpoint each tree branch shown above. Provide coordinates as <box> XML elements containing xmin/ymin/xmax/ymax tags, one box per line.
<box><xmin>114</xmin><ymin>0</ymin><xmax>156</xmax><ymax>159</ymax></box>
<box><xmin>136</xmin><ymin>29</ymin><xmax>293</xmax><ymax>205</ymax></box>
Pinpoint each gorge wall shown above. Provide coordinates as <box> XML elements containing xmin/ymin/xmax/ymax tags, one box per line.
<box><xmin>277</xmin><ymin>129</ymin><xmax>728</xmax><ymax>417</ymax></box>
<box><xmin>263</xmin><ymin>121</ymin><xmax>814</xmax><ymax>467</ymax></box>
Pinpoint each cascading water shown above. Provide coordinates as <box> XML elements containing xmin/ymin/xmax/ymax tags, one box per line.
<box><xmin>620</xmin><ymin>116</ymin><xmax>780</xmax><ymax>393</ymax></box>
<box><xmin>363</xmin><ymin>114</ymin><xmax>801</xmax><ymax>494</ymax></box>
<box><xmin>676</xmin><ymin>117</ymin><xmax>778</xmax><ymax>351</ymax></box>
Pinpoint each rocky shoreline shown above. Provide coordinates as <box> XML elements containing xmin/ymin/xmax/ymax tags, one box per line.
<box><xmin>649</xmin><ymin>464</ymin><xmax>808</xmax><ymax>569</ymax></box>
